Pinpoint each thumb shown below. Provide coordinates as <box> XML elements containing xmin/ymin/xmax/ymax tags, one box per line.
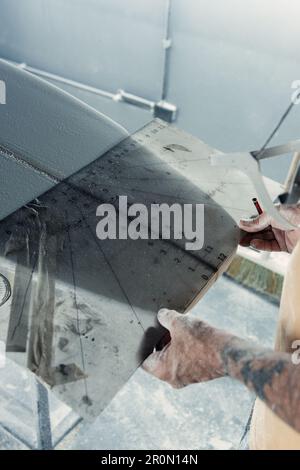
<box><xmin>239</xmin><ymin>212</ymin><xmax>271</xmax><ymax>232</ymax></box>
<box><xmin>142</xmin><ymin>350</ymin><xmax>163</xmax><ymax>376</ymax></box>
<box><xmin>157</xmin><ymin>308</ymin><xmax>182</xmax><ymax>331</ymax></box>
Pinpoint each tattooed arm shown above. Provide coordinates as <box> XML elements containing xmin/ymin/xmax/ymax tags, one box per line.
<box><xmin>143</xmin><ymin>309</ymin><xmax>300</xmax><ymax>433</ymax></box>
<box><xmin>222</xmin><ymin>338</ymin><xmax>300</xmax><ymax>431</ymax></box>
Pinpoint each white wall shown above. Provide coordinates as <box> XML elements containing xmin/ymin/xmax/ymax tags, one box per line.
<box><xmin>0</xmin><ymin>0</ymin><xmax>166</xmax><ymax>100</ymax></box>
<box><xmin>168</xmin><ymin>0</ymin><xmax>300</xmax><ymax>181</ymax></box>
<box><xmin>1</xmin><ymin>0</ymin><xmax>300</xmax><ymax>182</ymax></box>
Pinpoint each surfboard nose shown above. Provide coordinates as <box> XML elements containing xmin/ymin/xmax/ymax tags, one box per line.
<box><xmin>0</xmin><ymin>58</ymin><xmax>128</xmax><ymax>221</ymax></box>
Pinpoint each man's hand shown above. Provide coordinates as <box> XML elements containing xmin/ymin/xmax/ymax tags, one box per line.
<box><xmin>143</xmin><ymin>309</ymin><xmax>300</xmax><ymax>433</ymax></box>
<box><xmin>142</xmin><ymin>308</ymin><xmax>233</xmax><ymax>388</ymax></box>
<box><xmin>240</xmin><ymin>204</ymin><xmax>300</xmax><ymax>253</ymax></box>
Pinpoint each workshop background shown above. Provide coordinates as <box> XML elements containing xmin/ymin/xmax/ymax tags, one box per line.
<box><xmin>1</xmin><ymin>0</ymin><xmax>300</xmax><ymax>180</ymax></box>
<box><xmin>0</xmin><ymin>0</ymin><xmax>297</xmax><ymax>450</ymax></box>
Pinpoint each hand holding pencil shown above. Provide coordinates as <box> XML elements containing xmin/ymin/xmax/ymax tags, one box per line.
<box><xmin>239</xmin><ymin>201</ymin><xmax>300</xmax><ymax>253</ymax></box>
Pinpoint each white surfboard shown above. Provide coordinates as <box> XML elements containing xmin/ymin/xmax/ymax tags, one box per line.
<box><xmin>0</xmin><ymin>59</ymin><xmax>128</xmax><ymax>220</ymax></box>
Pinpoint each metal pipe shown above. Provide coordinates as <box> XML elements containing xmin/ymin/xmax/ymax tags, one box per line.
<box><xmin>5</xmin><ymin>59</ymin><xmax>115</xmax><ymax>100</ymax></box>
<box><xmin>0</xmin><ymin>57</ymin><xmax>176</xmax><ymax>121</ymax></box>
<box><xmin>161</xmin><ymin>0</ymin><xmax>172</xmax><ymax>101</ymax></box>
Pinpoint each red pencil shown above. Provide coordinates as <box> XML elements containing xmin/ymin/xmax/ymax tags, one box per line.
<box><xmin>252</xmin><ymin>197</ymin><xmax>263</xmax><ymax>215</ymax></box>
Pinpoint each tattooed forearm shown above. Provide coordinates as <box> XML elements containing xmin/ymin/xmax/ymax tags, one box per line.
<box><xmin>221</xmin><ymin>338</ymin><xmax>300</xmax><ymax>432</ymax></box>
